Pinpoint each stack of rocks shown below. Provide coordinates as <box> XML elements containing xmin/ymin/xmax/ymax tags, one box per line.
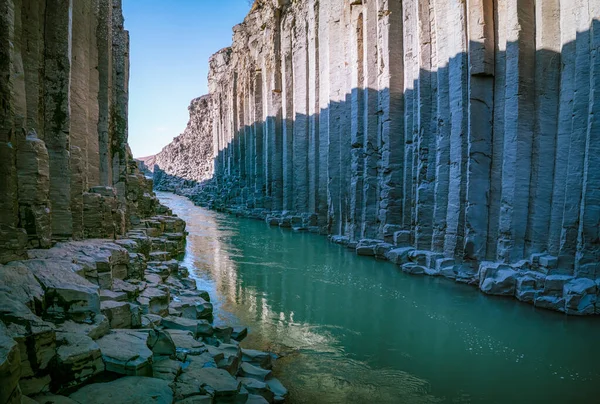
<box><xmin>0</xmin><ymin>204</ymin><xmax>288</xmax><ymax>404</ymax></box>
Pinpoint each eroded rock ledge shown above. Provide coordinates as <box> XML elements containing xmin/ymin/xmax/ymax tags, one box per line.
<box><xmin>151</xmin><ymin>0</ymin><xmax>600</xmax><ymax>315</ymax></box>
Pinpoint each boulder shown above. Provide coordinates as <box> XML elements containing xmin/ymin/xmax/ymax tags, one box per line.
<box><xmin>543</xmin><ymin>275</ymin><xmax>574</xmax><ymax>296</ymax></box>
<box><xmin>213</xmin><ymin>326</ymin><xmax>232</xmax><ymax>342</ymax></box>
<box><xmin>58</xmin><ymin>315</ymin><xmax>110</xmax><ymax>340</ymax></box>
<box><xmin>208</xmin><ymin>344</ymin><xmax>241</xmax><ymax>375</ymax></box>
<box><xmin>401</xmin><ymin>263</ymin><xmax>425</xmax><ymax>275</ymax></box>
<box><xmin>231</xmin><ymin>326</ymin><xmax>248</xmax><ymax>342</ymax></box>
<box><xmin>96</xmin><ymin>331</ymin><xmax>153</xmax><ymax>376</ymax></box>
<box><xmin>141</xmin><ymin>314</ymin><xmax>163</xmax><ymax>328</ymax></box>
<box><xmin>170</xmin><ymin>296</ymin><xmax>213</xmax><ymax>320</ymax></box>
<box><xmin>147</xmin><ymin>329</ymin><xmax>176</xmax><ymax>356</ymax></box>
<box><xmin>69</xmin><ymin>376</ymin><xmax>173</xmax><ymax>404</ymax></box>
<box><xmin>265</xmin><ymin>378</ymin><xmax>288</xmax><ymax>400</ymax></box>
<box><xmin>238</xmin><ymin>377</ymin><xmax>274</xmax><ymax>403</ymax></box>
<box><xmin>51</xmin><ymin>332</ymin><xmax>103</xmax><ymax>391</ymax></box>
<box><xmin>355</xmin><ymin>239</ymin><xmax>379</xmax><ymax>256</ymax></box>
<box><xmin>0</xmin><ymin>262</ymin><xmax>45</xmax><ymax>313</ymax></box>
<box><xmin>19</xmin><ymin>259</ymin><xmax>100</xmax><ymax>322</ymax></box>
<box><xmin>162</xmin><ymin>316</ymin><xmax>213</xmax><ymax>338</ymax></box>
<box><xmin>164</xmin><ymin>329</ymin><xmax>207</xmax><ymax>355</ymax></box>
<box><xmin>0</xmin><ymin>297</ymin><xmax>56</xmax><ymax>383</ymax></box>
<box><xmin>137</xmin><ymin>286</ymin><xmax>170</xmax><ymax>316</ymax></box>
<box><xmin>515</xmin><ymin>273</ymin><xmax>544</xmax><ymax>303</ymax></box>
<box><xmin>99</xmin><ymin>289</ymin><xmax>128</xmax><ymax>302</ymax></box>
<box><xmin>564</xmin><ymin>278</ymin><xmax>597</xmax><ymax>315</ymax></box>
<box><xmin>534</xmin><ymin>295</ymin><xmax>565</xmax><ymax>312</ymax></box>
<box><xmin>178</xmin><ymin>367</ymin><xmax>241</xmax><ymax>402</ymax></box>
<box><xmin>384</xmin><ymin>247</ymin><xmax>414</xmax><ymax>265</ymax></box>
<box><xmin>479</xmin><ymin>263</ymin><xmax>517</xmax><ymax>296</ymax></box>
<box><xmin>0</xmin><ymin>321</ymin><xmax>22</xmax><ymax>404</ymax></box>
<box><xmin>241</xmin><ymin>349</ymin><xmax>272</xmax><ymax>370</ymax></box>
<box><xmin>238</xmin><ymin>362</ymin><xmax>272</xmax><ymax>382</ymax></box>
<box><xmin>152</xmin><ymin>357</ymin><xmax>182</xmax><ymax>382</ymax></box>
<box><xmin>100</xmin><ymin>301</ymin><xmax>132</xmax><ymax>329</ymax></box>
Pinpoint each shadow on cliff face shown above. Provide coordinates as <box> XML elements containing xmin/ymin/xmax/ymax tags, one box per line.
<box><xmin>153</xmin><ymin>29</ymin><xmax>600</xmax><ymax>274</ymax></box>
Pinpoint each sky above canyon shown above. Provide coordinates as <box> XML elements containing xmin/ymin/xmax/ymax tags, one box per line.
<box><xmin>124</xmin><ymin>0</ymin><xmax>251</xmax><ymax>158</ymax></box>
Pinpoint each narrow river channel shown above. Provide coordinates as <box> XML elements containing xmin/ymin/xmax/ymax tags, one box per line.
<box><xmin>157</xmin><ymin>192</ymin><xmax>600</xmax><ymax>404</ymax></box>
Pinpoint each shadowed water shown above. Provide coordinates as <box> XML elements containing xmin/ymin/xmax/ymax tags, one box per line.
<box><xmin>157</xmin><ymin>192</ymin><xmax>600</xmax><ymax>404</ymax></box>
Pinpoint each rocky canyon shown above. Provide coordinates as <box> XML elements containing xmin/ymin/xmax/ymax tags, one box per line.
<box><xmin>150</xmin><ymin>0</ymin><xmax>600</xmax><ymax>316</ymax></box>
<box><xmin>0</xmin><ymin>1</ymin><xmax>286</xmax><ymax>403</ymax></box>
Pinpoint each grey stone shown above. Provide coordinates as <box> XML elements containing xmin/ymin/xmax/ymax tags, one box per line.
<box><xmin>69</xmin><ymin>376</ymin><xmax>173</xmax><ymax>404</ymax></box>
<box><xmin>52</xmin><ymin>332</ymin><xmax>104</xmax><ymax>391</ymax></box>
<box><xmin>238</xmin><ymin>362</ymin><xmax>272</xmax><ymax>382</ymax></box>
<box><xmin>95</xmin><ymin>331</ymin><xmax>153</xmax><ymax>376</ymax></box>
<box><xmin>162</xmin><ymin>316</ymin><xmax>214</xmax><ymax>339</ymax></box>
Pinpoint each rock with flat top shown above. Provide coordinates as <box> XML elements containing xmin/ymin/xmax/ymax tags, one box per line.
<box><xmin>17</xmin><ymin>259</ymin><xmax>100</xmax><ymax>322</ymax></box>
<box><xmin>241</xmin><ymin>349</ymin><xmax>273</xmax><ymax>370</ymax></box>
<box><xmin>69</xmin><ymin>376</ymin><xmax>173</xmax><ymax>403</ymax></box>
<box><xmin>58</xmin><ymin>315</ymin><xmax>109</xmax><ymax>340</ymax></box>
<box><xmin>162</xmin><ymin>316</ymin><xmax>213</xmax><ymax>338</ymax></box>
<box><xmin>238</xmin><ymin>362</ymin><xmax>272</xmax><ymax>381</ymax></box>
<box><xmin>95</xmin><ymin>331</ymin><xmax>152</xmax><ymax>376</ymax></box>
<box><xmin>165</xmin><ymin>329</ymin><xmax>207</xmax><ymax>355</ymax></box>
<box><xmin>152</xmin><ymin>357</ymin><xmax>182</xmax><ymax>382</ymax></box>
<box><xmin>238</xmin><ymin>377</ymin><xmax>274</xmax><ymax>403</ymax></box>
<box><xmin>137</xmin><ymin>286</ymin><xmax>170</xmax><ymax>316</ymax></box>
<box><xmin>100</xmin><ymin>300</ymin><xmax>132</xmax><ymax>329</ymax></box>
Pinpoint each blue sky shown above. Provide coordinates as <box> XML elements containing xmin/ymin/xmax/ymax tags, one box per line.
<box><xmin>123</xmin><ymin>0</ymin><xmax>251</xmax><ymax>157</ymax></box>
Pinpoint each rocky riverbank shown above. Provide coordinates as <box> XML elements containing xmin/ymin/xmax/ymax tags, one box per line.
<box><xmin>149</xmin><ymin>179</ymin><xmax>600</xmax><ymax>317</ymax></box>
<box><xmin>0</xmin><ymin>194</ymin><xmax>289</xmax><ymax>404</ymax></box>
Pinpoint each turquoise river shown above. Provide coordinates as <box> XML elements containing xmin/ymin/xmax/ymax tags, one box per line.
<box><xmin>157</xmin><ymin>192</ymin><xmax>600</xmax><ymax>404</ymax></box>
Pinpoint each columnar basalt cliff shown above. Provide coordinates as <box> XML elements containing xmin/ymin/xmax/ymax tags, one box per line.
<box><xmin>0</xmin><ymin>0</ymin><xmax>159</xmax><ymax>265</ymax></box>
<box><xmin>154</xmin><ymin>0</ymin><xmax>600</xmax><ymax>315</ymax></box>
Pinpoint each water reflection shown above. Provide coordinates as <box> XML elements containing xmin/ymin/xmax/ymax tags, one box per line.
<box><xmin>157</xmin><ymin>192</ymin><xmax>600</xmax><ymax>404</ymax></box>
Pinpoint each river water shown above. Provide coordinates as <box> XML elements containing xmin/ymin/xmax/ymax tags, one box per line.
<box><xmin>157</xmin><ymin>192</ymin><xmax>600</xmax><ymax>403</ymax></box>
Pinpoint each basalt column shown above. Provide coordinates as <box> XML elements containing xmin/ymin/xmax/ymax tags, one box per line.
<box><xmin>44</xmin><ymin>0</ymin><xmax>73</xmax><ymax>240</ymax></box>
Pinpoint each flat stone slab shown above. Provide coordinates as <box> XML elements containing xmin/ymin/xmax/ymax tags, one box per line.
<box><xmin>18</xmin><ymin>259</ymin><xmax>100</xmax><ymax>322</ymax></box>
<box><xmin>165</xmin><ymin>329</ymin><xmax>207</xmax><ymax>355</ymax></box>
<box><xmin>69</xmin><ymin>376</ymin><xmax>173</xmax><ymax>403</ymax></box>
<box><xmin>238</xmin><ymin>362</ymin><xmax>272</xmax><ymax>381</ymax></box>
<box><xmin>95</xmin><ymin>331</ymin><xmax>152</xmax><ymax>376</ymax></box>
<box><xmin>178</xmin><ymin>367</ymin><xmax>240</xmax><ymax>399</ymax></box>
<box><xmin>161</xmin><ymin>316</ymin><xmax>213</xmax><ymax>338</ymax></box>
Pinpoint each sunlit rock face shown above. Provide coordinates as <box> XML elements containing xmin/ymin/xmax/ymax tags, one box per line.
<box><xmin>0</xmin><ymin>0</ymin><xmax>157</xmax><ymax>263</ymax></box>
<box><xmin>140</xmin><ymin>95</ymin><xmax>215</xmax><ymax>192</ymax></box>
<box><xmin>154</xmin><ymin>0</ymin><xmax>600</xmax><ymax>314</ymax></box>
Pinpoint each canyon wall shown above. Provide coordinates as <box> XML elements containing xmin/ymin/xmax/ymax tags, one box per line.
<box><xmin>140</xmin><ymin>95</ymin><xmax>215</xmax><ymax>192</ymax></box>
<box><xmin>155</xmin><ymin>0</ymin><xmax>600</xmax><ymax>314</ymax></box>
<box><xmin>0</xmin><ymin>0</ymin><xmax>156</xmax><ymax>264</ymax></box>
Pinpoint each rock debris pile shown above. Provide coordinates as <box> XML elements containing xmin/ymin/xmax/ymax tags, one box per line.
<box><xmin>151</xmin><ymin>0</ymin><xmax>600</xmax><ymax>315</ymax></box>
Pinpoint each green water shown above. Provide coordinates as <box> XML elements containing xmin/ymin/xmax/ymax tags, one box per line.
<box><xmin>157</xmin><ymin>192</ymin><xmax>600</xmax><ymax>404</ymax></box>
